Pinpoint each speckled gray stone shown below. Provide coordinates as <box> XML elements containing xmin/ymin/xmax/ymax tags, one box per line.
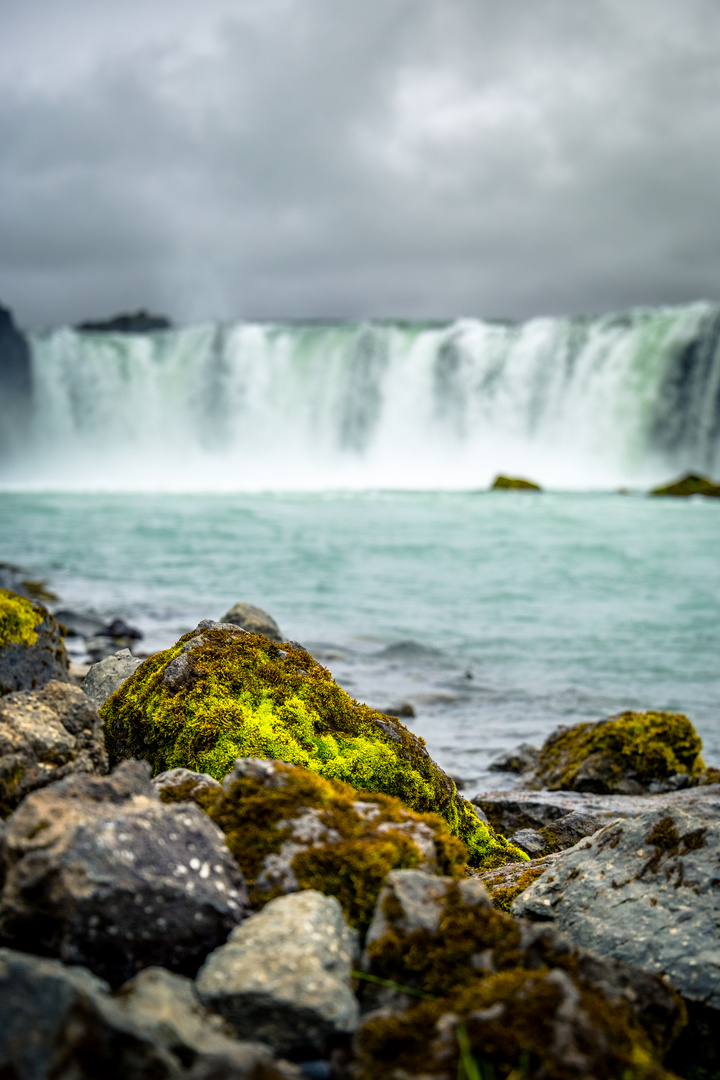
<box><xmin>197</xmin><ymin>890</ymin><xmax>359</xmax><ymax>1058</ymax></box>
<box><xmin>513</xmin><ymin>807</ymin><xmax>720</xmax><ymax>1010</ymax></box>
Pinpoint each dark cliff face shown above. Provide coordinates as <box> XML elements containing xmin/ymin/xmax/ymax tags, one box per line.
<box><xmin>76</xmin><ymin>310</ymin><xmax>171</xmax><ymax>333</ymax></box>
<box><xmin>0</xmin><ymin>303</ymin><xmax>32</xmax><ymax>400</ymax></box>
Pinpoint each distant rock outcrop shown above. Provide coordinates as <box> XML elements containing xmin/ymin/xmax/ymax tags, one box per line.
<box><xmin>0</xmin><ymin>303</ymin><xmax>31</xmax><ymax>398</ymax></box>
<box><xmin>491</xmin><ymin>474</ymin><xmax>542</xmax><ymax>491</ymax></box>
<box><xmin>76</xmin><ymin>310</ymin><xmax>172</xmax><ymax>333</ymax></box>
<box><xmin>650</xmin><ymin>472</ymin><xmax>720</xmax><ymax>497</ymax></box>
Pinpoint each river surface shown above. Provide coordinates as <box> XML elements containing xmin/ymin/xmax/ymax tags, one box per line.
<box><xmin>3</xmin><ymin>490</ymin><xmax>718</xmax><ymax>793</ymax></box>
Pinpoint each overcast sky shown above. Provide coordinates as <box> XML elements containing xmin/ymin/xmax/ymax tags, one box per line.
<box><xmin>2</xmin><ymin>0</ymin><xmax>720</xmax><ymax>326</ymax></box>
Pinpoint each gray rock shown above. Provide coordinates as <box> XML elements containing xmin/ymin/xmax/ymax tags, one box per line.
<box><xmin>54</xmin><ymin>608</ymin><xmax>106</xmax><ymax>639</ymax></box>
<box><xmin>0</xmin><ymin>680</ymin><xmax>107</xmax><ymax>815</ymax></box>
<box><xmin>0</xmin><ymin>595</ymin><xmax>69</xmax><ymax>695</ymax></box>
<box><xmin>472</xmin><ymin>783</ymin><xmax>720</xmax><ymax>830</ymax></box>
<box><xmin>220</xmin><ymin>602</ymin><xmax>283</xmax><ymax>641</ymax></box>
<box><xmin>153</xmin><ymin>768</ymin><xmax>222</xmax><ymax>802</ymax></box>
<box><xmin>513</xmin><ymin>806</ymin><xmax>720</xmax><ymax>1011</ymax></box>
<box><xmin>509</xmin><ymin>827</ymin><xmax>546</xmax><ymax>856</ymax></box>
<box><xmin>540</xmin><ymin>809</ymin><xmax>602</xmax><ymax>850</ymax></box>
<box><xmin>82</xmin><ymin>648</ymin><xmax>143</xmax><ymax>706</ymax></box>
<box><xmin>488</xmin><ymin>742</ymin><xmax>540</xmax><ymax>774</ymax></box>
<box><xmin>0</xmin><ymin>947</ymin><xmax>299</xmax><ymax>1079</ymax></box>
<box><xmin>0</xmin><ymin>760</ymin><xmax>248</xmax><ymax>985</ymax></box>
<box><xmin>197</xmin><ymin>890</ymin><xmax>359</xmax><ymax>1059</ymax></box>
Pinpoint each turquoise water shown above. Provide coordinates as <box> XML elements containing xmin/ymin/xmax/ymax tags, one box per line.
<box><xmin>2</xmin><ymin>490</ymin><xmax>719</xmax><ymax>790</ymax></box>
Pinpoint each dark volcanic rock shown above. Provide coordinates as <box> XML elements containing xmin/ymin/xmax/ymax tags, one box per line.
<box><xmin>54</xmin><ymin>608</ymin><xmax>107</xmax><ymax>638</ymax></box>
<box><xmin>0</xmin><ymin>303</ymin><xmax>31</xmax><ymax>400</ymax></box>
<box><xmin>100</xmin><ymin>618</ymin><xmax>143</xmax><ymax>640</ymax></box>
<box><xmin>220</xmin><ymin>602</ymin><xmax>283</xmax><ymax>641</ymax></box>
<box><xmin>488</xmin><ymin>741</ymin><xmax>540</xmax><ymax>774</ymax></box>
<box><xmin>77</xmin><ymin>310</ymin><xmax>172</xmax><ymax>333</ymax></box>
<box><xmin>0</xmin><ymin>680</ymin><xmax>107</xmax><ymax>816</ymax></box>
<box><xmin>0</xmin><ymin>760</ymin><xmax>248</xmax><ymax>985</ymax></box>
<box><xmin>0</xmin><ymin>592</ymin><xmax>69</xmax><ymax>695</ymax></box>
<box><xmin>0</xmin><ymin>948</ymin><xmax>300</xmax><ymax>1079</ymax></box>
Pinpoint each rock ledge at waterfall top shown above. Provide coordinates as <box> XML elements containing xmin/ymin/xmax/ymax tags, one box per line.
<box><xmin>100</xmin><ymin>621</ymin><xmax>525</xmax><ymax>869</ymax></box>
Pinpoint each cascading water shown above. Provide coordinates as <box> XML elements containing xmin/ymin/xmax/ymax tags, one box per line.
<box><xmin>4</xmin><ymin>301</ymin><xmax>720</xmax><ymax>490</ymax></box>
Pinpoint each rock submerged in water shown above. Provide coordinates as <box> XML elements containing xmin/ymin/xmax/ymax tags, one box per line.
<box><xmin>0</xmin><ymin>589</ymin><xmax>69</xmax><ymax>695</ymax></box>
<box><xmin>491</xmin><ymin>474</ymin><xmax>542</xmax><ymax>491</ymax></box>
<box><xmin>101</xmin><ymin>622</ymin><xmax>524</xmax><ymax>868</ymax></box>
<box><xmin>650</xmin><ymin>472</ymin><xmax>720</xmax><ymax>497</ymax></box>
<box><xmin>175</xmin><ymin>756</ymin><xmax>468</xmax><ymax>930</ymax></box>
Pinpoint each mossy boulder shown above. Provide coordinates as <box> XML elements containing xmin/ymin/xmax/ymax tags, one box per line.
<box><xmin>0</xmin><ymin>589</ymin><xmax>69</xmax><ymax>695</ymax></box>
<box><xmin>650</xmin><ymin>473</ymin><xmax>720</xmax><ymax>498</ymax></box>
<box><xmin>491</xmin><ymin>474</ymin><xmax>542</xmax><ymax>491</ymax></box>
<box><xmin>352</xmin><ymin>869</ymin><xmax>681</xmax><ymax>1079</ymax></box>
<box><xmin>529</xmin><ymin>711</ymin><xmax>704</xmax><ymax>794</ymax></box>
<box><xmin>168</xmin><ymin>756</ymin><xmax>468</xmax><ymax>932</ymax></box>
<box><xmin>101</xmin><ymin>621</ymin><xmax>525</xmax><ymax>869</ymax></box>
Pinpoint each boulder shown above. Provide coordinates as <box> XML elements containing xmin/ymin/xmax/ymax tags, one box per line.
<box><xmin>0</xmin><ymin>680</ymin><xmax>107</xmax><ymax>816</ymax></box>
<box><xmin>82</xmin><ymin>648</ymin><xmax>143</xmax><ymax>706</ymax></box>
<box><xmin>54</xmin><ymin>608</ymin><xmax>107</xmax><ymax>638</ymax></box>
<box><xmin>0</xmin><ymin>564</ymin><xmax>56</xmax><ymax>603</ymax></box>
<box><xmin>353</xmin><ymin>868</ymin><xmax>682</xmax><ymax>1080</ymax></box>
<box><xmin>528</xmin><ymin>710</ymin><xmax>704</xmax><ymax>794</ymax></box>
<box><xmin>0</xmin><ymin>947</ymin><xmax>299</xmax><ymax>1079</ymax></box>
<box><xmin>76</xmin><ymin>310</ymin><xmax>172</xmax><ymax>333</ymax></box>
<box><xmin>199</xmin><ymin>758</ymin><xmax>468</xmax><ymax>931</ymax></box>
<box><xmin>473</xmin><ymin>792</ymin><xmax>573</xmax><ymax>834</ymax></box>
<box><xmin>0</xmin><ymin>760</ymin><xmax>248</xmax><ymax>985</ymax></box>
<box><xmin>488</xmin><ymin>741</ymin><xmax>540</xmax><ymax>774</ymax></box>
<box><xmin>514</xmin><ymin>808</ymin><xmax>720</xmax><ymax>1025</ymax></box>
<box><xmin>650</xmin><ymin>472</ymin><xmax>720</xmax><ymax>497</ymax></box>
<box><xmin>197</xmin><ymin>890</ymin><xmax>359</xmax><ymax>1060</ymax></box>
<box><xmin>101</xmin><ymin>622</ymin><xmax>524</xmax><ymax>869</ymax></box>
<box><xmin>220</xmin><ymin>602</ymin><xmax>283</xmax><ymax>641</ymax></box>
<box><xmin>490</xmin><ymin>475</ymin><xmax>542</xmax><ymax>490</ymax></box>
<box><xmin>0</xmin><ymin>589</ymin><xmax>69</xmax><ymax>695</ymax></box>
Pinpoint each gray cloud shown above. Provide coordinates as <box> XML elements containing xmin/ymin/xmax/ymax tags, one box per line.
<box><xmin>2</xmin><ymin>0</ymin><xmax>720</xmax><ymax>325</ymax></box>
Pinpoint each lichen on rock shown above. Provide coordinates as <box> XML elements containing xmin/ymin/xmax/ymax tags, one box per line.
<box><xmin>102</xmin><ymin>622</ymin><xmax>525</xmax><ymax>868</ymax></box>
<box><xmin>530</xmin><ymin>711</ymin><xmax>704</xmax><ymax>794</ymax></box>
<box><xmin>182</xmin><ymin>757</ymin><xmax>468</xmax><ymax>930</ymax></box>
<box><xmin>352</xmin><ymin>869</ymin><xmax>680</xmax><ymax>1080</ymax></box>
<box><xmin>0</xmin><ymin>589</ymin><xmax>42</xmax><ymax>649</ymax></box>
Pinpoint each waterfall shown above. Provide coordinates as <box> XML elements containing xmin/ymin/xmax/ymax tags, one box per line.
<box><xmin>4</xmin><ymin>302</ymin><xmax>720</xmax><ymax>490</ymax></box>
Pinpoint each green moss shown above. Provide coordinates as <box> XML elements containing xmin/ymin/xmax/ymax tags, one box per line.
<box><xmin>102</xmin><ymin>627</ymin><xmax>526</xmax><ymax>868</ymax></box>
<box><xmin>650</xmin><ymin>474</ymin><xmax>720</xmax><ymax>498</ymax></box>
<box><xmin>535</xmin><ymin>711</ymin><xmax>704</xmax><ymax>792</ymax></box>
<box><xmin>202</xmin><ymin>762</ymin><xmax>468</xmax><ymax>931</ymax></box>
<box><xmin>491</xmin><ymin>475</ymin><xmax>542</xmax><ymax>491</ymax></box>
<box><xmin>487</xmin><ymin>865</ymin><xmax>547</xmax><ymax>912</ymax></box>
<box><xmin>355</xmin><ymin>883</ymin><xmax>673</xmax><ymax>1080</ymax></box>
<box><xmin>0</xmin><ymin>589</ymin><xmax>43</xmax><ymax>649</ymax></box>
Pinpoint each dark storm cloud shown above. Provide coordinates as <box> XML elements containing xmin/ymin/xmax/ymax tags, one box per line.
<box><xmin>2</xmin><ymin>0</ymin><xmax>720</xmax><ymax>325</ymax></box>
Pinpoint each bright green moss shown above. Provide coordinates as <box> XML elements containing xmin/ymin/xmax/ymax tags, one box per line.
<box><xmin>102</xmin><ymin>626</ymin><xmax>526</xmax><ymax>868</ymax></box>
<box><xmin>197</xmin><ymin>762</ymin><xmax>468</xmax><ymax>931</ymax></box>
<box><xmin>355</xmin><ymin>883</ymin><xmax>674</xmax><ymax>1080</ymax></box>
<box><xmin>0</xmin><ymin>589</ymin><xmax>43</xmax><ymax>649</ymax></box>
<box><xmin>534</xmin><ymin>711</ymin><xmax>704</xmax><ymax>792</ymax></box>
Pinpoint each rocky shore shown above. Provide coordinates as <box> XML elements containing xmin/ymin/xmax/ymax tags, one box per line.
<box><xmin>0</xmin><ymin>581</ymin><xmax>718</xmax><ymax>1078</ymax></box>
